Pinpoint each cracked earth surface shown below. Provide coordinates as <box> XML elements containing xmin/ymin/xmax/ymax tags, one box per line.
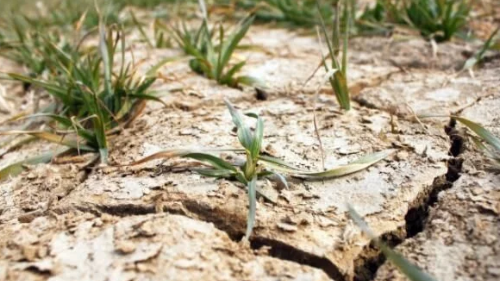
<box><xmin>1</xmin><ymin>8</ymin><xmax>499</xmax><ymax>281</ymax></box>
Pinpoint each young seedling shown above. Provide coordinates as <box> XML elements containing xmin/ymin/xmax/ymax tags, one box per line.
<box><xmin>403</xmin><ymin>0</ymin><xmax>470</xmax><ymax>42</ymax></box>
<box><xmin>317</xmin><ymin>0</ymin><xmax>351</xmax><ymax>110</ymax></box>
<box><xmin>171</xmin><ymin>0</ymin><xmax>261</xmax><ymax>88</ymax></box>
<box><xmin>125</xmin><ymin>100</ymin><xmax>395</xmax><ymax>239</ymax></box>
<box><xmin>234</xmin><ymin>0</ymin><xmax>332</xmax><ymax>27</ymax></box>
<box><xmin>0</xmin><ymin>22</ymin><xmax>164</xmax><ymax>179</ymax></box>
<box><xmin>348</xmin><ymin>206</ymin><xmax>438</xmax><ymax>281</ymax></box>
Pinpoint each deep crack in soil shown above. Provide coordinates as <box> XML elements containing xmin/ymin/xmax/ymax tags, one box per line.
<box><xmin>352</xmin><ymin>119</ymin><xmax>466</xmax><ymax>281</ymax></box>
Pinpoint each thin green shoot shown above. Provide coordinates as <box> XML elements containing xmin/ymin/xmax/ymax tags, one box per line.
<box><xmin>125</xmin><ymin>100</ymin><xmax>395</xmax><ymax>239</ymax></box>
<box><xmin>317</xmin><ymin>0</ymin><xmax>351</xmax><ymax>110</ymax></box>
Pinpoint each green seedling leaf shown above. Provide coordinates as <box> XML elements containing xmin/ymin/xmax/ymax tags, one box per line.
<box><xmin>453</xmin><ymin>116</ymin><xmax>500</xmax><ymax>152</ymax></box>
<box><xmin>8</xmin><ymin>73</ymin><xmax>68</xmax><ymax>101</ymax></box>
<box><xmin>124</xmin><ymin>149</ymin><xmax>244</xmax><ymax>167</ymax></box>
<box><xmin>246</xmin><ymin>112</ymin><xmax>264</xmax><ymax>160</ymax></box>
<box><xmin>0</xmin><ymin>147</ymin><xmax>71</xmax><ymax>180</ymax></box>
<box><xmin>470</xmin><ymin>136</ymin><xmax>500</xmax><ymax>168</ymax></box>
<box><xmin>219</xmin><ymin>16</ymin><xmax>255</xmax><ymax>77</ymax></box>
<box><xmin>130</xmin><ymin>10</ymin><xmax>153</xmax><ymax>48</ymax></box>
<box><xmin>258</xmin><ymin>154</ymin><xmax>302</xmax><ymax>171</ymax></box>
<box><xmin>316</xmin><ymin>0</ymin><xmax>351</xmax><ymax>110</ymax></box>
<box><xmin>235</xmin><ymin>75</ymin><xmax>266</xmax><ymax>88</ymax></box>
<box><xmin>194</xmin><ymin>168</ymin><xmax>236</xmax><ymax>178</ymax></box>
<box><xmin>146</xmin><ymin>56</ymin><xmax>185</xmax><ymax>77</ymax></box>
<box><xmin>348</xmin><ymin>206</ymin><xmax>438</xmax><ymax>281</ymax></box>
<box><xmin>225</xmin><ymin>99</ymin><xmax>253</xmax><ymax>150</ymax></box>
<box><xmin>184</xmin><ymin>152</ymin><xmax>237</xmax><ymax>172</ymax></box>
<box><xmin>263</xmin><ymin>149</ymin><xmax>395</xmax><ymax>179</ymax></box>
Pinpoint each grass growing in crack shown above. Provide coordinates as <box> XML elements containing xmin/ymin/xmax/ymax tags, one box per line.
<box><xmin>317</xmin><ymin>0</ymin><xmax>351</xmax><ymax>110</ymax></box>
<box><xmin>348</xmin><ymin>206</ymin><xmax>438</xmax><ymax>281</ymax></box>
<box><xmin>171</xmin><ymin>0</ymin><xmax>261</xmax><ymax>88</ymax></box>
<box><xmin>126</xmin><ymin>100</ymin><xmax>395</xmax><ymax>239</ymax></box>
<box><xmin>0</xmin><ymin>22</ymin><xmax>164</xmax><ymax>179</ymax></box>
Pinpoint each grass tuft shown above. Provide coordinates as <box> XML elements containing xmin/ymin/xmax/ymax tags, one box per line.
<box><xmin>171</xmin><ymin>0</ymin><xmax>262</xmax><ymax>88</ymax></box>
<box><xmin>0</xmin><ymin>20</ymin><xmax>164</xmax><ymax>178</ymax></box>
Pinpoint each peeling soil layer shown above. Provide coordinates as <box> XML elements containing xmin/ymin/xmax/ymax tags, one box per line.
<box><xmin>1</xmin><ymin>5</ymin><xmax>500</xmax><ymax>281</ymax></box>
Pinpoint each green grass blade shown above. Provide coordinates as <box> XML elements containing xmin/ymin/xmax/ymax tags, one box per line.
<box><xmin>348</xmin><ymin>206</ymin><xmax>438</xmax><ymax>281</ymax></box>
<box><xmin>183</xmin><ymin>152</ymin><xmax>237</xmax><ymax>171</ymax></box>
<box><xmin>125</xmin><ymin>149</ymin><xmax>243</xmax><ymax>167</ymax></box>
<box><xmin>193</xmin><ymin>168</ymin><xmax>236</xmax><ymax>178</ymax></box>
<box><xmin>258</xmin><ymin>155</ymin><xmax>302</xmax><ymax>171</ymax></box>
<box><xmin>453</xmin><ymin>116</ymin><xmax>500</xmax><ymax>152</ymax></box>
<box><xmin>224</xmin><ymin>99</ymin><xmax>253</xmax><ymax>150</ymax></box>
<box><xmin>265</xmin><ymin>149</ymin><xmax>395</xmax><ymax>179</ymax></box>
<box><xmin>7</xmin><ymin>73</ymin><xmax>68</xmax><ymax>101</ymax></box>
<box><xmin>463</xmin><ymin>27</ymin><xmax>499</xmax><ymax>71</ymax></box>
<box><xmin>342</xmin><ymin>0</ymin><xmax>350</xmax><ymax>76</ymax></box>
<box><xmin>0</xmin><ymin>147</ymin><xmax>71</xmax><ymax>180</ymax></box>
<box><xmin>244</xmin><ymin>175</ymin><xmax>257</xmax><ymax>240</ymax></box>
<box><xmin>220</xmin><ymin>61</ymin><xmax>246</xmax><ymax>86</ymax></box>
<box><xmin>316</xmin><ymin>0</ymin><xmax>336</xmax><ymax>65</ymax></box>
<box><xmin>98</xmin><ymin>23</ymin><xmax>113</xmax><ymax>97</ymax></box>
<box><xmin>215</xmin><ymin>24</ymin><xmax>225</xmax><ymax>81</ymax></box>
<box><xmin>130</xmin><ymin>10</ymin><xmax>153</xmax><ymax>48</ymax></box>
<box><xmin>235</xmin><ymin>75</ymin><xmax>266</xmax><ymax>87</ymax></box>
<box><xmin>246</xmin><ymin>112</ymin><xmax>263</xmax><ymax>160</ymax></box>
<box><xmin>219</xmin><ymin>16</ymin><xmax>254</xmax><ymax>78</ymax></box>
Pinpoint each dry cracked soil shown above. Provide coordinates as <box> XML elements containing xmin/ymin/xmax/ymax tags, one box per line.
<box><xmin>0</xmin><ymin>6</ymin><xmax>499</xmax><ymax>281</ymax></box>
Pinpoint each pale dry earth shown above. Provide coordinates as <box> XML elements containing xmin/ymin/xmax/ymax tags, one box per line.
<box><xmin>0</xmin><ymin>16</ymin><xmax>499</xmax><ymax>281</ymax></box>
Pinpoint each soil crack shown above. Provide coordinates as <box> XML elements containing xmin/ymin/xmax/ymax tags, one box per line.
<box><xmin>353</xmin><ymin>119</ymin><xmax>465</xmax><ymax>281</ymax></box>
<box><xmin>68</xmin><ymin>199</ymin><xmax>346</xmax><ymax>280</ymax></box>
